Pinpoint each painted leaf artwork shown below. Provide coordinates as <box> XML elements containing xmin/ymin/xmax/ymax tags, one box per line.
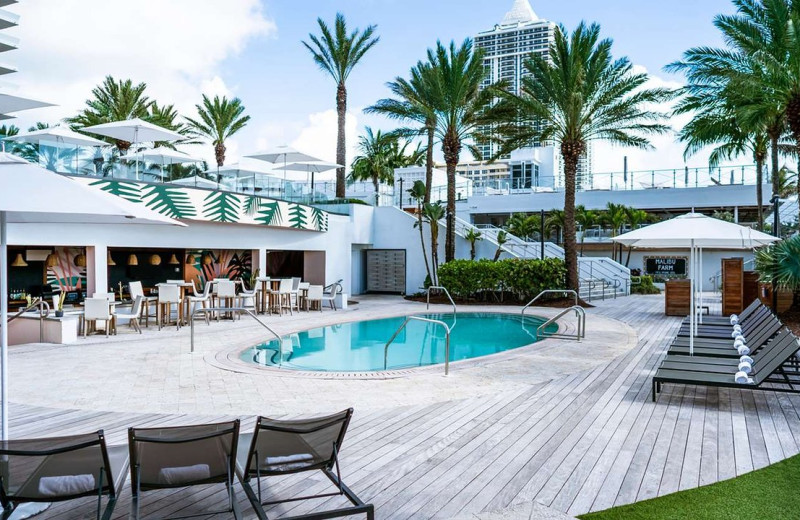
<box><xmin>74</xmin><ymin>178</ymin><xmax>328</xmax><ymax>231</ymax></box>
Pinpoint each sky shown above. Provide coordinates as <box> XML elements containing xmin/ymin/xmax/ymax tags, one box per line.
<box><xmin>7</xmin><ymin>0</ymin><xmax>740</xmax><ymax>179</ymax></box>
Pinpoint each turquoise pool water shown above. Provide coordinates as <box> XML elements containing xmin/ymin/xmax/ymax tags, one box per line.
<box><xmin>240</xmin><ymin>312</ymin><xmax>556</xmax><ymax>372</ymax></box>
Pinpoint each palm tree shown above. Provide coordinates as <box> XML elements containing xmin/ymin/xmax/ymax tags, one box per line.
<box><xmin>575</xmin><ymin>205</ymin><xmax>598</xmax><ymax>256</ymax></box>
<box><xmin>426</xmin><ymin>39</ymin><xmax>505</xmax><ymax>262</ymax></box>
<box><xmin>184</xmin><ymin>94</ymin><xmax>250</xmax><ymax>168</ymax></box>
<box><xmin>366</xmin><ymin>61</ymin><xmax>439</xmax><ymax>202</ymax></box>
<box><xmin>545</xmin><ymin>210</ymin><xmax>566</xmax><ymax>245</ymax></box>
<box><xmin>349</xmin><ymin>127</ymin><xmax>395</xmax><ymax>206</ymax></box>
<box><xmin>755</xmin><ymin>234</ymin><xmax>800</xmax><ymax>307</ymax></box>
<box><xmin>603</xmin><ymin>203</ymin><xmax>627</xmax><ymax>262</ymax></box>
<box><xmin>623</xmin><ymin>207</ymin><xmax>649</xmax><ymax>266</ymax></box>
<box><xmin>66</xmin><ymin>76</ymin><xmax>152</xmax><ymax>153</ymax></box>
<box><xmin>493</xmin><ymin>23</ymin><xmax>672</xmax><ymax>291</ymax></box>
<box><xmin>465</xmin><ymin>228</ymin><xmax>482</xmax><ymax>260</ymax></box>
<box><xmin>303</xmin><ymin>13</ymin><xmax>379</xmax><ymax>199</ymax></box>
<box><xmin>493</xmin><ymin>231</ymin><xmax>508</xmax><ymax>262</ymax></box>
<box><xmin>409</xmin><ymin>180</ymin><xmax>432</xmax><ymax>284</ymax></box>
<box><xmin>422</xmin><ymin>202</ymin><xmax>445</xmax><ymax>284</ymax></box>
<box><xmin>505</xmin><ymin>212</ymin><xmax>540</xmax><ymax>241</ymax></box>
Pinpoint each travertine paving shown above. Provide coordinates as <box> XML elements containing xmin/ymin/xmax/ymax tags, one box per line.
<box><xmin>8</xmin><ymin>294</ymin><xmax>800</xmax><ymax>519</ymax></box>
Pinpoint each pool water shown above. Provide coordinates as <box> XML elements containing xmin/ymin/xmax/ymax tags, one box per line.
<box><xmin>240</xmin><ymin>312</ymin><xmax>556</xmax><ymax>372</ymax></box>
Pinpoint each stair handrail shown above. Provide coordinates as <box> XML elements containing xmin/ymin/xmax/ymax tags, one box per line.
<box><xmin>521</xmin><ymin>289</ymin><xmax>578</xmax><ymax>316</ymax></box>
<box><xmin>426</xmin><ymin>285</ymin><xmax>457</xmax><ymax>315</ymax></box>
<box><xmin>536</xmin><ymin>305</ymin><xmax>586</xmax><ymax>341</ymax></box>
<box><xmin>384</xmin><ymin>315</ymin><xmax>452</xmax><ymax>374</ymax></box>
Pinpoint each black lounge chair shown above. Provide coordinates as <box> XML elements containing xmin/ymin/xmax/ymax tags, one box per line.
<box><xmin>680</xmin><ymin>299</ymin><xmax>763</xmax><ymax>327</ymax></box>
<box><xmin>237</xmin><ymin>408</ymin><xmax>374</xmax><ymax>520</ymax></box>
<box><xmin>676</xmin><ymin>305</ymin><xmax>772</xmax><ymax>339</ymax></box>
<box><xmin>0</xmin><ymin>430</ymin><xmax>128</xmax><ymax>520</ymax></box>
<box><xmin>128</xmin><ymin>420</ymin><xmax>241</xmax><ymax>519</ymax></box>
<box><xmin>653</xmin><ymin>328</ymin><xmax>800</xmax><ymax>401</ymax></box>
<box><xmin>668</xmin><ymin>314</ymin><xmax>783</xmax><ymax>357</ymax></box>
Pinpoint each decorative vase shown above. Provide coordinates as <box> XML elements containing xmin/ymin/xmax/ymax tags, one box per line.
<box><xmin>55</xmin><ymin>310</ymin><xmax>64</xmax><ymax>318</ymax></box>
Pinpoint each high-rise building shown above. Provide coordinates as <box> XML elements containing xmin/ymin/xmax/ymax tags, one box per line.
<box><xmin>474</xmin><ymin>0</ymin><xmax>592</xmax><ymax>189</ymax></box>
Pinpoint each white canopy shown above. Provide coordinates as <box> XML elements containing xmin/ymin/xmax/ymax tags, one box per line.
<box><xmin>170</xmin><ymin>175</ymin><xmax>218</xmax><ymax>189</ymax></box>
<box><xmin>82</xmin><ymin>118</ymin><xmax>185</xmax><ymax>143</ymax></box>
<box><xmin>4</xmin><ymin>126</ymin><xmax>107</xmax><ymax>147</ymax></box>
<box><xmin>120</xmin><ymin>148</ymin><xmax>202</xmax><ymax>165</ymax></box>
<box><xmin>0</xmin><ymin>92</ymin><xmax>54</xmax><ymax>115</ymax></box>
<box><xmin>245</xmin><ymin>145</ymin><xmax>320</xmax><ymax>164</ymax></box>
<box><xmin>274</xmin><ymin>161</ymin><xmax>343</xmax><ymax>173</ymax></box>
<box><xmin>613</xmin><ymin>212</ymin><xmax>780</xmax><ymax>249</ymax></box>
<box><xmin>0</xmin><ymin>153</ymin><xmax>183</xmax><ymax>440</ymax></box>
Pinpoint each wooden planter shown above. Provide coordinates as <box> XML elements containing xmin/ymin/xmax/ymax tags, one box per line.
<box><xmin>665</xmin><ymin>279</ymin><xmax>691</xmax><ymax>316</ymax></box>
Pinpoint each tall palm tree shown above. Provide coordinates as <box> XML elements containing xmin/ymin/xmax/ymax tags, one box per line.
<box><xmin>493</xmin><ymin>23</ymin><xmax>672</xmax><ymax>291</ymax></box>
<box><xmin>66</xmin><ymin>76</ymin><xmax>152</xmax><ymax>153</ymax></box>
<box><xmin>366</xmin><ymin>61</ymin><xmax>439</xmax><ymax>202</ymax></box>
<box><xmin>184</xmin><ymin>94</ymin><xmax>250</xmax><ymax>168</ymax></box>
<box><xmin>427</xmin><ymin>39</ymin><xmax>504</xmax><ymax>262</ymax></box>
<box><xmin>409</xmin><ymin>180</ymin><xmax>432</xmax><ymax>284</ymax></box>
<box><xmin>303</xmin><ymin>13</ymin><xmax>379</xmax><ymax>199</ymax></box>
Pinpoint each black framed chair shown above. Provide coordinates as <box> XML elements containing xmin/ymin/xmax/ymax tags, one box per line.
<box><xmin>128</xmin><ymin>420</ymin><xmax>241</xmax><ymax>519</ymax></box>
<box><xmin>0</xmin><ymin>430</ymin><xmax>128</xmax><ymax>520</ymax></box>
<box><xmin>237</xmin><ymin>408</ymin><xmax>373</xmax><ymax>520</ymax></box>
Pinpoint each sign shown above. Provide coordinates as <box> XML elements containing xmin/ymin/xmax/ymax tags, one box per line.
<box><xmin>645</xmin><ymin>257</ymin><xmax>686</xmax><ymax>276</ymax></box>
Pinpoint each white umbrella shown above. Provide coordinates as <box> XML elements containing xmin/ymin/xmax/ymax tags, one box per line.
<box><xmin>246</xmin><ymin>146</ymin><xmax>322</xmax><ymax>196</ymax></box>
<box><xmin>120</xmin><ymin>148</ymin><xmax>202</xmax><ymax>180</ymax></box>
<box><xmin>0</xmin><ymin>153</ymin><xmax>182</xmax><ymax>441</ymax></box>
<box><xmin>170</xmin><ymin>175</ymin><xmax>218</xmax><ymax>189</ymax></box>
<box><xmin>83</xmin><ymin>119</ymin><xmax>185</xmax><ymax>180</ymax></box>
<box><xmin>0</xmin><ymin>93</ymin><xmax>54</xmax><ymax>116</ymax></box>
<box><xmin>215</xmin><ymin>162</ymin><xmax>282</xmax><ymax>193</ymax></box>
<box><xmin>614</xmin><ymin>212</ymin><xmax>779</xmax><ymax>354</ymax></box>
<box><xmin>274</xmin><ymin>161</ymin><xmax>342</xmax><ymax>202</ymax></box>
<box><xmin>5</xmin><ymin>126</ymin><xmax>108</xmax><ymax>173</ymax></box>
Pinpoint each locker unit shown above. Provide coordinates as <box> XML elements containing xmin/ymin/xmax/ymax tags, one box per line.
<box><xmin>366</xmin><ymin>249</ymin><xmax>406</xmax><ymax>294</ymax></box>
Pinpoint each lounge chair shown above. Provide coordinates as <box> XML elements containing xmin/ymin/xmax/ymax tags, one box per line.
<box><xmin>680</xmin><ymin>299</ymin><xmax>763</xmax><ymax>327</ymax></box>
<box><xmin>128</xmin><ymin>420</ymin><xmax>241</xmax><ymax>519</ymax></box>
<box><xmin>668</xmin><ymin>314</ymin><xmax>783</xmax><ymax>357</ymax></box>
<box><xmin>676</xmin><ymin>305</ymin><xmax>772</xmax><ymax>339</ymax></box>
<box><xmin>653</xmin><ymin>328</ymin><xmax>800</xmax><ymax>401</ymax></box>
<box><xmin>236</xmin><ymin>408</ymin><xmax>374</xmax><ymax>520</ymax></box>
<box><xmin>0</xmin><ymin>430</ymin><xmax>128</xmax><ymax>520</ymax></box>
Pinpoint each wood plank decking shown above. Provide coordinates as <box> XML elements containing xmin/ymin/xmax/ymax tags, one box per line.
<box><xmin>10</xmin><ymin>294</ymin><xmax>800</xmax><ymax>519</ymax></box>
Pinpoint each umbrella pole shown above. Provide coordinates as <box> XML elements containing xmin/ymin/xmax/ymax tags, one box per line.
<box><xmin>699</xmin><ymin>247</ymin><xmax>703</xmax><ymax>324</ymax></box>
<box><xmin>1</xmin><ymin>211</ymin><xmax>7</xmax><ymax>439</ymax></box>
<box><xmin>690</xmin><ymin>240</ymin><xmax>695</xmax><ymax>356</ymax></box>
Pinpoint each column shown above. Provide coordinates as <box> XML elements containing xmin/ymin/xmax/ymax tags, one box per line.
<box><xmin>253</xmin><ymin>248</ymin><xmax>267</xmax><ymax>277</ymax></box>
<box><xmin>85</xmin><ymin>244</ymin><xmax>108</xmax><ymax>297</ymax></box>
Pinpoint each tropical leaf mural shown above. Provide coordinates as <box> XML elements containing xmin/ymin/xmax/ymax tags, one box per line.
<box><xmin>289</xmin><ymin>204</ymin><xmax>307</xmax><ymax>229</ymax></box>
<box><xmin>310</xmin><ymin>207</ymin><xmax>327</xmax><ymax>231</ymax></box>
<box><xmin>90</xmin><ymin>179</ymin><xmax>141</xmax><ymax>203</ymax></box>
<box><xmin>141</xmin><ymin>184</ymin><xmax>197</xmax><ymax>219</ymax></box>
<box><xmin>203</xmin><ymin>191</ymin><xmax>241</xmax><ymax>222</ymax></box>
<box><xmin>256</xmin><ymin>201</ymin><xmax>282</xmax><ymax>226</ymax></box>
<box><xmin>244</xmin><ymin>196</ymin><xmax>262</xmax><ymax>216</ymax></box>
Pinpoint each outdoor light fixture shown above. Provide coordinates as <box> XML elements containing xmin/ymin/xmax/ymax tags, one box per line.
<box><xmin>45</xmin><ymin>252</ymin><xmax>58</xmax><ymax>267</ymax></box>
<box><xmin>73</xmin><ymin>253</ymin><xmax>86</xmax><ymax>267</ymax></box>
<box><xmin>127</xmin><ymin>254</ymin><xmax>138</xmax><ymax>266</ymax></box>
<box><xmin>107</xmin><ymin>251</ymin><xmax>116</xmax><ymax>266</ymax></box>
<box><xmin>168</xmin><ymin>254</ymin><xmax>179</xmax><ymax>265</ymax></box>
<box><xmin>149</xmin><ymin>254</ymin><xmax>162</xmax><ymax>266</ymax></box>
<box><xmin>10</xmin><ymin>254</ymin><xmax>27</xmax><ymax>267</ymax></box>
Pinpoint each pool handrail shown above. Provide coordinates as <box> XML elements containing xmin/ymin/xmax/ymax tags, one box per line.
<box><xmin>521</xmin><ymin>290</ymin><xmax>578</xmax><ymax>316</ymax></box>
<box><xmin>190</xmin><ymin>306</ymin><xmax>286</xmax><ymax>365</ymax></box>
<box><xmin>384</xmin><ymin>316</ymin><xmax>452</xmax><ymax>375</ymax></box>
<box><xmin>426</xmin><ymin>286</ymin><xmax>456</xmax><ymax>315</ymax></box>
<box><xmin>535</xmin><ymin>305</ymin><xmax>585</xmax><ymax>342</ymax></box>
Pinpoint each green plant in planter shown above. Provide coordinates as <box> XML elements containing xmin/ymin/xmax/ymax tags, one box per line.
<box><xmin>630</xmin><ymin>275</ymin><xmax>661</xmax><ymax>294</ymax></box>
<box><xmin>755</xmin><ymin>236</ymin><xmax>800</xmax><ymax>307</ymax></box>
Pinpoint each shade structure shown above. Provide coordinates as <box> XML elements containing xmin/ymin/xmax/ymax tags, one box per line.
<box><xmin>274</xmin><ymin>161</ymin><xmax>343</xmax><ymax>201</ymax></box>
<box><xmin>169</xmin><ymin>175</ymin><xmax>218</xmax><ymax>189</ymax></box>
<box><xmin>3</xmin><ymin>126</ymin><xmax>107</xmax><ymax>147</ymax></box>
<box><xmin>245</xmin><ymin>145</ymin><xmax>320</xmax><ymax>164</ymax></box>
<box><xmin>120</xmin><ymin>147</ymin><xmax>202</xmax><ymax>165</ymax></box>
<box><xmin>0</xmin><ymin>153</ymin><xmax>183</xmax><ymax>441</ymax></box>
<box><xmin>0</xmin><ymin>92</ymin><xmax>54</xmax><ymax>116</ymax></box>
<box><xmin>613</xmin><ymin>212</ymin><xmax>780</xmax><ymax>355</ymax></box>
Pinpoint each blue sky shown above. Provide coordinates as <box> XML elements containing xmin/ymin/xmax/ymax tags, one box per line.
<box><xmin>13</xmin><ymin>0</ymin><xmax>740</xmax><ymax>174</ymax></box>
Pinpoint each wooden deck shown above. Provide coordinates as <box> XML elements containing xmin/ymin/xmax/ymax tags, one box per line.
<box><xmin>11</xmin><ymin>295</ymin><xmax>800</xmax><ymax>519</ymax></box>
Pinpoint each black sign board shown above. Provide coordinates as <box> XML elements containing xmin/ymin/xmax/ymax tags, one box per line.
<box><xmin>645</xmin><ymin>257</ymin><xmax>686</xmax><ymax>275</ymax></box>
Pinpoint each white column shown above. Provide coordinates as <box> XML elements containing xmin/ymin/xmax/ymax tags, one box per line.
<box><xmin>1</xmin><ymin>211</ymin><xmax>8</xmax><ymax>440</ymax></box>
<box><xmin>734</xmin><ymin>206</ymin><xmax>739</xmax><ymax>223</ymax></box>
<box><xmin>254</xmin><ymin>248</ymin><xmax>267</xmax><ymax>277</ymax></box>
<box><xmin>86</xmin><ymin>245</ymin><xmax>108</xmax><ymax>297</ymax></box>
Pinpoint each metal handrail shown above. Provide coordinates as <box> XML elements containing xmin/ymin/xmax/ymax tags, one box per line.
<box><xmin>190</xmin><ymin>307</ymin><xmax>285</xmax><ymax>364</ymax></box>
<box><xmin>384</xmin><ymin>316</ymin><xmax>452</xmax><ymax>374</ymax></box>
<box><xmin>536</xmin><ymin>305</ymin><xmax>586</xmax><ymax>342</ymax></box>
<box><xmin>521</xmin><ymin>290</ymin><xmax>578</xmax><ymax>316</ymax></box>
<box><xmin>6</xmin><ymin>299</ymin><xmax>50</xmax><ymax>343</ymax></box>
<box><xmin>426</xmin><ymin>286</ymin><xmax>457</xmax><ymax>315</ymax></box>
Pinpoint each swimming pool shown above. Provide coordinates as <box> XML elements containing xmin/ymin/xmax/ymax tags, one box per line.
<box><xmin>240</xmin><ymin>312</ymin><xmax>556</xmax><ymax>372</ymax></box>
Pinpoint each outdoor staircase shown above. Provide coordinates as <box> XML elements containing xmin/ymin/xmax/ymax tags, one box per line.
<box><xmin>451</xmin><ymin>217</ymin><xmax>631</xmax><ymax>301</ymax></box>
<box><xmin>778</xmin><ymin>195</ymin><xmax>798</xmax><ymax>230</ymax></box>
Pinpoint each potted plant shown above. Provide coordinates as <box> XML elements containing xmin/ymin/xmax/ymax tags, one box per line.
<box><xmin>52</xmin><ymin>292</ymin><xmax>66</xmax><ymax>318</ymax></box>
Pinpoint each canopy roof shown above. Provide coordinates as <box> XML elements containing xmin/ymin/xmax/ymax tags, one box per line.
<box><xmin>246</xmin><ymin>145</ymin><xmax>320</xmax><ymax>164</ymax></box>
<box><xmin>4</xmin><ymin>126</ymin><xmax>107</xmax><ymax>147</ymax></box>
<box><xmin>0</xmin><ymin>92</ymin><xmax>54</xmax><ymax>115</ymax></box>
<box><xmin>120</xmin><ymin>147</ymin><xmax>202</xmax><ymax>164</ymax></box>
<box><xmin>83</xmin><ymin>118</ymin><xmax>184</xmax><ymax>144</ymax></box>
<box><xmin>612</xmin><ymin>212</ymin><xmax>779</xmax><ymax>249</ymax></box>
<box><xmin>274</xmin><ymin>161</ymin><xmax>342</xmax><ymax>173</ymax></box>
<box><xmin>169</xmin><ymin>175</ymin><xmax>218</xmax><ymax>189</ymax></box>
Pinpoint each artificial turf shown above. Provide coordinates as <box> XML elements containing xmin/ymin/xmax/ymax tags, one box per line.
<box><xmin>577</xmin><ymin>452</ymin><xmax>800</xmax><ymax>520</ymax></box>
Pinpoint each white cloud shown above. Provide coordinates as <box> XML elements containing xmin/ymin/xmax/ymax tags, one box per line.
<box><xmin>288</xmin><ymin>109</ymin><xmax>359</xmax><ymax>180</ymax></box>
<box><xmin>200</xmin><ymin>76</ymin><xmax>234</xmax><ymax>100</ymax></box>
<box><xmin>7</xmin><ymin>0</ymin><xmax>274</xmax><ymax>127</ymax></box>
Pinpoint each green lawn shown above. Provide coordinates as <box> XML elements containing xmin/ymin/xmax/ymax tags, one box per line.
<box><xmin>578</xmin><ymin>452</ymin><xmax>800</xmax><ymax>520</ymax></box>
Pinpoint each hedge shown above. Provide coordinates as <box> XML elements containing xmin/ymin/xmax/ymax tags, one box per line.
<box><xmin>436</xmin><ymin>258</ymin><xmax>566</xmax><ymax>302</ymax></box>
<box><xmin>630</xmin><ymin>275</ymin><xmax>661</xmax><ymax>294</ymax></box>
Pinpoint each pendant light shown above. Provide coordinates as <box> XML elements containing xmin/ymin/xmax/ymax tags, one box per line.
<box><xmin>45</xmin><ymin>252</ymin><xmax>58</xmax><ymax>267</ymax></box>
<box><xmin>73</xmin><ymin>252</ymin><xmax>86</xmax><ymax>267</ymax></box>
<box><xmin>168</xmin><ymin>254</ymin><xmax>179</xmax><ymax>265</ymax></box>
<box><xmin>185</xmin><ymin>254</ymin><xmax>196</xmax><ymax>265</ymax></box>
<box><xmin>11</xmin><ymin>253</ymin><xmax>27</xmax><ymax>267</ymax></box>
<box><xmin>202</xmin><ymin>252</ymin><xmax>213</xmax><ymax>265</ymax></box>
<box><xmin>107</xmin><ymin>251</ymin><xmax>116</xmax><ymax>266</ymax></box>
<box><xmin>127</xmin><ymin>254</ymin><xmax>139</xmax><ymax>266</ymax></box>
<box><xmin>149</xmin><ymin>254</ymin><xmax>162</xmax><ymax>266</ymax></box>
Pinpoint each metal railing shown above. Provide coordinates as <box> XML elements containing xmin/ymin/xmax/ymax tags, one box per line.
<box><xmin>6</xmin><ymin>299</ymin><xmax>50</xmax><ymax>343</ymax></box>
<box><xmin>426</xmin><ymin>286</ymin><xmax>457</xmax><ymax>315</ymax></box>
<box><xmin>536</xmin><ymin>305</ymin><xmax>586</xmax><ymax>342</ymax></box>
<box><xmin>190</xmin><ymin>307</ymin><xmax>285</xmax><ymax>364</ymax></box>
<box><xmin>384</xmin><ymin>316</ymin><xmax>452</xmax><ymax>375</ymax></box>
<box><xmin>521</xmin><ymin>290</ymin><xmax>579</xmax><ymax>316</ymax></box>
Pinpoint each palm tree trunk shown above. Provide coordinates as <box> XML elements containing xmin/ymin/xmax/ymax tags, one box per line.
<box><xmin>756</xmin><ymin>154</ymin><xmax>765</xmax><ymax>231</ymax></box>
<box><xmin>424</xmin><ymin>123</ymin><xmax>434</xmax><ymax>204</ymax></box>
<box><xmin>417</xmin><ymin>203</ymin><xmax>432</xmax><ymax>285</ymax></box>
<box><xmin>470</xmin><ymin>241</ymin><xmax>476</xmax><ymax>260</ymax></box>
<box><xmin>769</xmin><ymin>131</ymin><xmax>780</xmax><ymax>198</ymax></box>
<box><xmin>443</xmin><ymin>132</ymin><xmax>460</xmax><ymax>263</ymax></box>
<box><xmin>336</xmin><ymin>82</ymin><xmax>347</xmax><ymax>199</ymax></box>
<box><xmin>373</xmin><ymin>176</ymin><xmax>380</xmax><ymax>206</ymax></box>
<box><xmin>214</xmin><ymin>142</ymin><xmax>226</xmax><ymax>168</ymax></box>
<box><xmin>561</xmin><ymin>143</ymin><xmax>581</xmax><ymax>292</ymax></box>
<box><xmin>430</xmin><ymin>225</ymin><xmax>439</xmax><ymax>285</ymax></box>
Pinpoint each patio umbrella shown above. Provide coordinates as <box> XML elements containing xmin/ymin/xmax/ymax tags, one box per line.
<box><xmin>0</xmin><ymin>153</ymin><xmax>182</xmax><ymax>440</ymax></box>
<box><xmin>120</xmin><ymin>148</ymin><xmax>202</xmax><ymax>181</ymax></box>
<box><xmin>0</xmin><ymin>93</ymin><xmax>54</xmax><ymax>116</ymax></box>
<box><xmin>246</xmin><ymin>146</ymin><xmax>321</xmax><ymax>196</ymax></box>
<box><xmin>613</xmin><ymin>212</ymin><xmax>779</xmax><ymax>354</ymax></box>
<box><xmin>82</xmin><ymin>119</ymin><xmax>185</xmax><ymax>180</ymax></box>
<box><xmin>274</xmin><ymin>161</ymin><xmax>342</xmax><ymax>202</ymax></box>
<box><xmin>4</xmin><ymin>126</ymin><xmax>107</xmax><ymax>173</ymax></box>
<box><xmin>170</xmin><ymin>175</ymin><xmax>218</xmax><ymax>189</ymax></box>
<box><xmin>215</xmin><ymin>163</ymin><xmax>282</xmax><ymax>193</ymax></box>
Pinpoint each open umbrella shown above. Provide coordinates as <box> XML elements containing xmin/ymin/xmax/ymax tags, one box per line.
<box><xmin>246</xmin><ymin>146</ymin><xmax>321</xmax><ymax>196</ymax></box>
<box><xmin>0</xmin><ymin>153</ymin><xmax>182</xmax><ymax>441</ymax></box>
<box><xmin>0</xmin><ymin>93</ymin><xmax>54</xmax><ymax>117</ymax></box>
<box><xmin>274</xmin><ymin>161</ymin><xmax>342</xmax><ymax>202</ymax></box>
<box><xmin>4</xmin><ymin>126</ymin><xmax>108</xmax><ymax>173</ymax></box>
<box><xmin>215</xmin><ymin>162</ymin><xmax>282</xmax><ymax>193</ymax></box>
<box><xmin>82</xmin><ymin>119</ymin><xmax>185</xmax><ymax>180</ymax></box>
<box><xmin>119</xmin><ymin>148</ymin><xmax>202</xmax><ymax>181</ymax></box>
<box><xmin>613</xmin><ymin>212</ymin><xmax>779</xmax><ymax>354</ymax></box>
<box><xmin>170</xmin><ymin>175</ymin><xmax>218</xmax><ymax>189</ymax></box>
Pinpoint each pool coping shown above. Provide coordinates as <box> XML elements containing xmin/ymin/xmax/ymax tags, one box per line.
<box><xmin>208</xmin><ymin>307</ymin><xmax>582</xmax><ymax>380</ymax></box>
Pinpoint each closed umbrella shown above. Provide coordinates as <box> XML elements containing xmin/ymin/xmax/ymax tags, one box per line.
<box><xmin>274</xmin><ymin>161</ymin><xmax>342</xmax><ymax>202</ymax></box>
<box><xmin>246</xmin><ymin>146</ymin><xmax>321</xmax><ymax>197</ymax></box>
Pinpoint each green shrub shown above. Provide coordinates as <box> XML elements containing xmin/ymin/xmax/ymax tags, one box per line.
<box><xmin>437</xmin><ymin>258</ymin><xmax>566</xmax><ymax>302</ymax></box>
<box><xmin>630</xmin><ymin>275</ymin><xmax>661</xmax><ymax>294</ymax></box>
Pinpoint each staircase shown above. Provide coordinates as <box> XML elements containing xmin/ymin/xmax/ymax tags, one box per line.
<box><xmin>778</xmin><ymin>196</ymin><xmax>798</xmax><ymax>229</ymax></box>
<box><xmin>452</xmin><ymin>217</ymin><xmax>630</xmax><ymax>301</ymax></box>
